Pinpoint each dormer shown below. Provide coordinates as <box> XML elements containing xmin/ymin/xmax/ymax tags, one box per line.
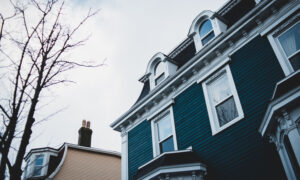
<box><xmin>189</xmin><ymin>10</ymin><xmax>227</xmax><ymax>52</ymax></box>
<box><xmin>145</xmin><ymin>52</ymin><xmax>178</xmax><ymax>90</ymax></box>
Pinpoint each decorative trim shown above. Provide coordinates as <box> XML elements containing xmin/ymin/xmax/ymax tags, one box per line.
<box><xmin>137</xmin><ymin>163</ymin><xmax>207</xmax><ymax>180</ymax></box>
<box><xmin>169</xmin><ymin>38</ymin><xmax>194</xmax><ymax>58</ymax></box>
<box><xmin>260</xmin><ymin>3</ymin><xmax>299</xmax><ymax>36</ymax></box>
<box><xmin>259</xmin><ymin>88</ymin><xmax>300</xmax><ymax>136</ymax></box>
<box><xmin>147</xmin><ymin>99</ymin><xmax>175</xmax><ymax>121</ymax></box>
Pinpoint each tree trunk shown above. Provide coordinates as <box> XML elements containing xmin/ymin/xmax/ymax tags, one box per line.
<box><xmin>0</xmin><ymin>116</ymin><xmax>17</xmax><ymax>180</ymax></box>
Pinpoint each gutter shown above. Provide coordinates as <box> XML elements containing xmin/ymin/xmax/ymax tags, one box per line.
<box><xmin>110</xmin><ymin>0</ymin><xmax>277</xmax><ymax>130</ymax></box>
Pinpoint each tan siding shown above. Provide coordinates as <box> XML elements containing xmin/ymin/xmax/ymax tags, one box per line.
<box><xmin>54</xmin><ymin>148</ymin><xmax>121</xmax><ymax>180</ymax></box>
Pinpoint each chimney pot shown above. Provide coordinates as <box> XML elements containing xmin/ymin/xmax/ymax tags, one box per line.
<box><xmin>82</xmin><ymin>120</ymin><xmax>86</xmax><ymax>127</ymax></box>
<box><xmin>87</xmin><ymin>121</ymin><xmax>91</xmax><ymax>129</ymax></box>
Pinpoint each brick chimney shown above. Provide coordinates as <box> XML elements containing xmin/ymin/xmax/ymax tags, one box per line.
<box><xmin>78</xmin><ymin>120</ymin><xmax>93</xmax><ymax>147</ymax></box>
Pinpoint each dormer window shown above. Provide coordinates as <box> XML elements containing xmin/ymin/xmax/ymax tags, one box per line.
<box><xmin>189</xmin><ymin>10</ymin><xmax>227</xmax><ymax>52</ymax></box>
<box><xmin>154</xmin><ymin>61</ymin><xmax>165</xmax><ymax>85</ymax></box>
<box><xmin>199</xmin><ymin>20</ymin><xmax>215</xmax><ymax>46</ymax></box>
<box><xmin>144</xmin><ymin>53</ymin><xmax>178</xmax><ymax>90</ymax></box>
<box><xmin>33</xmin><ymin>154</ymin><xmax>44</xmax><ymax>176</ymax></box>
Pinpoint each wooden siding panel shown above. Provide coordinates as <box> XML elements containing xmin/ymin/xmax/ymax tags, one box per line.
<box><xmin>173</xmin><ymin>36</ymin><xmax>286</xmax><ymax>180</ymax></box>
<box><xmin>54</xmin><ymin>148</ymin><xmax>121</xmax><ymax>180</ymax></box>
<box><xmin>128</xmin><ymin>120</ymin><xmax>153</xmax><ymax>180</ymax></box>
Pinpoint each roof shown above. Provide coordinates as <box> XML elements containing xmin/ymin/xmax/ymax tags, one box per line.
<box><xmin>25</xmin><ymin>143</ymin><xmax>121</xmax><ymax>160</ymax></box>
<box><xmin>133</xmin><ymin>150</ymin><xmax>205</xmax><ymax>180</ymax></box>
<box><xmin>111</xmin><ymin>0</ymin><xmax>279</xmax><ymax>131</ymax></box>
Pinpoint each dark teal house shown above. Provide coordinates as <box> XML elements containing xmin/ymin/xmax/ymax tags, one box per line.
<box><xmin>111</xmin><ymin>0</ymin><xmax>300</xmax><ymax>179</ymax></box>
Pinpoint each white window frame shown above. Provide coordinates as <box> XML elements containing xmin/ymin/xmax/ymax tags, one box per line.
<box><xmin>199</xmin><ymin>19</ymin><xmax>215</xmax><ymax>46</ymax></box>
<box><xmin>25</xmin><ymin>152</ymin><xmax>51</xmax><ymax>178</ymax></box>
<box><xmin>151</xmin><ymin>107</ymin><xmax>178</xmax><ymax>157</ymax></box>
<box><xmin>267</xmin><ymin>19</ymin><xmax>300</xmax><ymax>76</ymax></box>
<box><xmin>202</xmin><ymin>65</ymin><xmax>244</xmax><ymax>135</ymax></box>
<box><xmin>153</xmin><ymin>61</ymin><xmax>166</xmax><ymax>86</ymax></box>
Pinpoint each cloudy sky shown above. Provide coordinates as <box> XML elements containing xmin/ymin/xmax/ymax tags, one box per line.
<box><xmin>1</xmin><ymin>0</ymin><xmax>227</xmax><ymax>153</ymax></box>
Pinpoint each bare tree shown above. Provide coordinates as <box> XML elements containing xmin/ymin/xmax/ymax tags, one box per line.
<box><xmin>0</xmin><ymin>0</ymin><xmax>99</xmax><ymax>179</ymax></box>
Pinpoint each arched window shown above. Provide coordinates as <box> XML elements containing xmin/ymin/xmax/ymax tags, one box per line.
<box><xmin>199</xmin><ymin>20</ymin><xmax>215</xmax><ymax>46</ymax></box>
<box><xmin>154</xmin><ymin>61</ymin><xmax>165</xmax><ymax>85</ymax></box>
<box><xmin>154</xmin><ymin>61</ymin><xmax>164</xmax><ymax>76</ymax></box>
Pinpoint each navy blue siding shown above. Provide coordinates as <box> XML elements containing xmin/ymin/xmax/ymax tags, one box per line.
<box><xmin>128</xmin><ymin>120</ymin><xmax>153</xmax><ymax>180</ymax></box>
<box><xmin>173</xmin><ymin>36</ymin><xmax>286</xmax><ymax>180</ymax></box>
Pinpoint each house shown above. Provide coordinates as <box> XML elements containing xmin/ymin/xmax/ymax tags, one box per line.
<box><xmin>110</xmin><ymin>0</ymin><xmax>300</xmax><ymax>179</ymax></box>
<box><xmin>24</xmin><ymin>120</ymin><xmax>121</xmax><ymax>180</ymax></box>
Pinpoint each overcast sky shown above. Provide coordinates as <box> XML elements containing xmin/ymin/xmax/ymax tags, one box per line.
<box><xmin>1</xmin><ymin>0</ymin><xmax>227</xmax><ymax>153</ymax></box>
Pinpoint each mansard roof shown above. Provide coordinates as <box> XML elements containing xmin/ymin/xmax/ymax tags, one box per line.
<box><xmin>111</xmin><ymin>0</ymin><xmax>280</xmax><ymax>131</ymax></box>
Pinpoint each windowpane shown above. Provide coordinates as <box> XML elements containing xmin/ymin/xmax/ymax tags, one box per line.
<box><xmin>289</xmin><ymin>51</ymin><xmax>300</xmax><ymax>71</ymax></box>
<box><xmin>201</xmin><ymin>31</ymin><xmax>215</xmax><ymax>46</ymax></box>
<box><xmin>33</xmin><ymin>155</ymin><xmax>44</xmax><ymax>176</ymax></box>
<box><xmin>33</xmin><ymin>167</ymin><xmax>42</xmax><ymax>176</ymax></box>
<box><xmin>199</xmin><ymin>20</ymin><xmax>213</xmax><ymax>38</ymax></box>
<box><xmin>216</xmin><ymin>97</ymin><xmax>238</xmax><ymax>127</ymax></box>
<box><xmin>157</xmin><ymin>115</ymin><xmax>172</xmax><ymax>141</ymax></box>
<box><xmin>278</xmin><ymin>22</ymin><xmax>300</xmax><ymax>57</ymax></box>
<box><xmin>154</xmin><ymin>62</ymin><xmax>165</xmax><ymax>76</ymax></box>
<box><xmin>35</xmin><ymin>155</ymin><xmax>44</xmax><ymax>166</ymax></box>
<box><xmin>159</xmin><ymin>136</ymin><xmax>174</xmax><ymax>153</ymax></box>
<box><xmin>155</xmin><ymin>73</ymin><xmax>165</xmax><ymax>85</ymax></box>
<box><xmin>208</xmin><ymin>74</ymin><xmax>232</xmax><ymax>105</ymax></box>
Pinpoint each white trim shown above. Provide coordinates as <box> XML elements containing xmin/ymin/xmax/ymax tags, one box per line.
<box><xmin>147</xmin><ymin>99</ymin><xmax>175</xmax><ymax>121</ymax></box>
<box><xmin>196</xmin><ymin>57</ymin><xmax>230</xmax><ymax>83</ymax></box>
<box><xmin>264</xmin><ymin>6</ymin><xmax>300</xmax><ymax>76</ymax></box>
<box><xmin>48</xmin><ymin>145</ymin><xmax>68</xmax><ymax>178</ymax></box>
<box><xmin>121</xmin><ymin>133</ymin><xmax>128</xmax><ymax>180</ymax></box>
<box><xmin>202</xmin><ymin>65</ymin><xmax>244</xmax><ymax>135</ymax></box>
<box><xmin>151</xmin><ymin>106</ymin><xmax>178</xmax><ymax>157</ymax></box>
<box><xmin>137</xmin><ymin>163</ymin><xmax>206</xmax><ymax>180</ymax></box>
<box><xmin>67</xmin><ymin>143</ymin><xmax>121</xmax><ymax>157</ymax></box>
<box><xmin>260</xmin><ymin>88</ymin><xmax>300</xmax><ymax>136</ymax></box>
<box><xmin>260</xmin><ymin>3</ymin><xmax>300</xmax><ymax>36</ymax></box>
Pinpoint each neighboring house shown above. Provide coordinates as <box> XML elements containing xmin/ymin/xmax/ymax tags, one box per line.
<box><xmin>24</xmin><ymin>121</ymin><xmax>121</xmax><ymax>180</ymax></box>
<box><xmin>110</xmin><ymin>0</ymin><xmax>300</xmax><ymax>180</ymax></box>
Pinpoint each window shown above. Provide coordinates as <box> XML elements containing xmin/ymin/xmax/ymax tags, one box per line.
<box><xmin>202</xmin><ymin>65</ymin><xmax>244</xmax><ymax>135</ymax></box>
<box><xmin>154</xmin><ymin>61</ymin><xmax>165</xmax><ymax>86</ymax></box>
<box><xmin>268</xmin><ymin>20</ymin><xmax>300</xmax><ymax>75</ymax></box>
<box><xmin>277</xmin><ymin>22</ymin><xmax>300</xmax><ymax>71</ymax></box>
<box><xmin>199</xmin><ymin>20</ymin><xmax>215</xmax><ymax>46</ymax></box>
<box><xmin>33</xmin><ymin>155</ymin><xmax>44</xmax><ymax>176</ymax></box>
<box><xmin>151</xmin><ymin>108</ymin><xmax>177</xmax><ymax>156</ymax></box>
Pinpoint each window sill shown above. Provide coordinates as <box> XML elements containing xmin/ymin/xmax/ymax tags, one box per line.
<box><xmin>211</xmin><ymin>114</ymin><xmax>244</xmax><ymax>136</ymax></box>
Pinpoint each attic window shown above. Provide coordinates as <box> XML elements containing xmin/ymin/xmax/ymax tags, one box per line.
<box><xmin>33</xmin><ymin>154</ymin><xmax>44</xmax><ymax>176</ymax></box>
<box><xmin>146</xmin><ymin>53</ymin><xmax>178</xmax><ymax>90</ymax></box>
<box><xmin>154</xmin><ymin>62</ymin><xmax>165</xmax><ymax>85</ymax></box>
<box><xmin>188</xmin><ymin>10</ymin><xmax>227</xmax><ymax>52</ymax></box>
<box><xmin>199</xmin><ymin>20</ymin><xmax>215</xmax><ymax>46</ymax></box>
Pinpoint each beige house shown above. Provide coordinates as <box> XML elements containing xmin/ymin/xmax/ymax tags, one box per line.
<box><xmin>24</xmin><ymin>121</ymin><xmax>121</xmax><ymax>180</ymax></box>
